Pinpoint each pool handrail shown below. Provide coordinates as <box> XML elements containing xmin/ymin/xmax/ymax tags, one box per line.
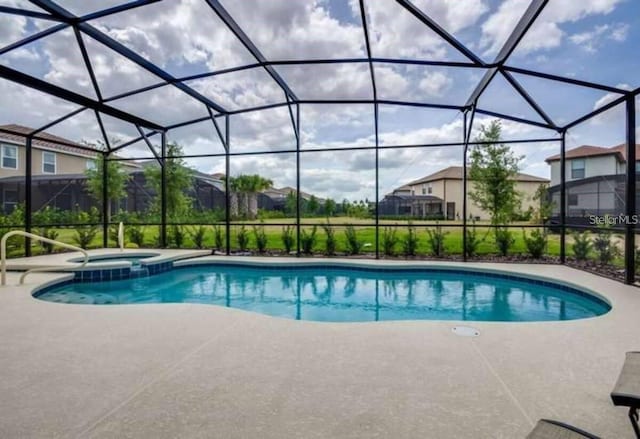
<box><xmin>118</xmin><ymin>222</ymin><xmax>124</xmax><ymax>252</ymax></box>
<box><xmin>1</xmin><ymin>231</ymin><xmax>89</xmax><ymax>286</ymax></box>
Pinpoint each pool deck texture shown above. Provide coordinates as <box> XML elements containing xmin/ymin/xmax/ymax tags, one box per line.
<box><xmin>1</xmin><ymin>254</ymin><xmax>639</xmax><ymax>438</ymax></box>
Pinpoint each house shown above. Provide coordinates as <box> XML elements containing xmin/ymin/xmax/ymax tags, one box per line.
<box><xmin>0</xmin><ymin>125</ymin><xmax>225</xmax><ymax>215</ymax></box>
<box><xmin>0</xmin><ymin>124</ymin><xmax>106</xmax><ymax>213</ymax></box>
<box><xmin>545</xmin><ymin>144</ymin><xmax>640</xmax><ymax>219</ymax></box>
<box><xmin>379</xmin><ymin>166</ymin><xmax>549</xmax><ymax>220</ymax></box>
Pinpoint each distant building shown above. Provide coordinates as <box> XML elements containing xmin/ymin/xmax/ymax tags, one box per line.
<box><xmin>0</xmin><ymin>125</ymin><xmax>224</xmax><ymax>214</ymax></box>
<box><xmin>545</xmin><ymin>144</ymin><xmax>640</xmax><ymax>219</ymax></box>
<box><xmin>379</xmin><ymin>166</ymin><xmax>549</xmax><ymax>220</ymax></box>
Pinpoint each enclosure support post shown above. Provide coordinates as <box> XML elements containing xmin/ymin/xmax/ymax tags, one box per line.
<box><xmin>462</xmin><ymin>105</ymin><xmax>475</xmax><ymax>261</ymax></box>
<box><xmin>560</xmin><ymin>130</ymin><xmax>566</xmax><ymax>264</ymax></box>
<box><xmin>624</xmin><ymin>95</ymin><xmax>636</xmax><ymax>285</ymax></box>
<box><xmin>225</xmin><ymin>115</ymin><xmax>231</xmax><ymax>256</ymax></box>
<box><xmin>160</xmin><ymin>131</ymin><xmax>167</xmax><ymax>248</ymax></box>
<box><xmin>374</xmin><ymin>102</ymin><xmax>379</xmax><ymax>259</ymax></box>
<box><xmin>25</xmin><ymin>135</ymin><xmax>32</xmax><ymax>257</ymax></box>
<box><xmin>296</xmin><ymin>104</ymin><xmax>301</xmax><ymax>257</ymax></box>
<box><xmin>462</xmin><ymin>112</ymin><xmax>467</xmax><ymax>262</ymax></box>
<box><xmin>102</xmin><ymin>151</ymin><xmax>108</xmax><ymax>248</ymax></box>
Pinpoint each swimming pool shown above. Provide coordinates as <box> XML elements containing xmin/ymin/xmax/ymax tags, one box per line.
<box><xmin>34</xmin><ymin>264</ymin><xmax>610</xmax><ymax>322</ymax></box>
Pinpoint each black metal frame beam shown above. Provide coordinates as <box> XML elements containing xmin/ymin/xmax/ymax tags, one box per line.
<box><xmin>394</xmin><ymin>0</ymin><xmax>484</xmax><ymax>65</ymax></box>
<box><xmin>465</xmin><ymin>0</ymin><xmax>548</xmax><ymax>107</ymax></box>
<box><xmin>0</xmin><ymin>64</ymin><xmax>164</xmax><ymax>130</ymax></box>
<box><xmin>77</xmin><ymin>23</ymin><xmax>228</xmax><ymax>114</ymax></box>
<box><xmin>0</xmin><ymin>23</ymin><xmax>68</xmax><ymax>56</ymax></box>
<box><xmin>500</xmin><ymin>68</ymin><xmax>557</xmax><ymax>129</ymax></box>
<box><xmin>358</xmin><ymin>0</ymin><xmax>380</xmax><ymax>258</ymax></box>
<box><xmin>624</xmin><ymin>95</ymin><xmax>636</xmax><ymax>284</ymax></box>
<box><xmin>202</xmin><ymin>0</ymin><xmax>298</xmax><ymax>101</ymax></box>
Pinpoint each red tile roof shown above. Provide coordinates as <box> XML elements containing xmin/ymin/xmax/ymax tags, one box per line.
<box><xmin>0</xmin><ymin>124</ymin><xmax>99</xmax><ymax>157</ymax></box>
<box><xmin>545</xmin><ymin>144</ymin><xmax>640</xmax><ymax>163</ymax></box>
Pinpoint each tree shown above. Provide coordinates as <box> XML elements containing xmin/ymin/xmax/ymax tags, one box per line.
<box><xmin>284</xmin><ymin>191</ymin><xmax>297</xmax><ymax>217</ymax></box>
<box><xmin>323</xmin><ymin>198</ymin><xmax>336</xmax><ymax>217</ymax></box>
<box><xmin>85</xmin><ymin>153</ymin><xmax>129</xmax><ymax>222</ymax></box>
<box><xmin>306</xmin><ymin>195</ymin><xmax>319</xmax><ymax>216</ymax></box>
<box><xmin>144</xmin><ymin>142</ymin><xmax>194</xmax><ymax>221</ymax></box>
<box><xmin>532</xmin><ymin>183</ymin><xmax>553</xmax><ymax>224</ymax></box>
<box><xmin>229</xmin><ymin>174</ymin><xmax>273</xmax><ymax>220</ymax></box>
<box><xmin>468</xmin><ymin>120</ymin><xmax>523</xmax><ymax>225</ymax></box>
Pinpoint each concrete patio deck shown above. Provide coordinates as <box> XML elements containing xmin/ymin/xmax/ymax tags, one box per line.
<box><xmin>0</xmin><ymin>257</ymin><xmax>638</xmax><ymax>438</ymax></box>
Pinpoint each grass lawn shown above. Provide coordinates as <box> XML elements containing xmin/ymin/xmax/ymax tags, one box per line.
<box><xmin>16</xmin><ymin>217</ymin><xmax>556</xmax><ymax>257</ymax></box>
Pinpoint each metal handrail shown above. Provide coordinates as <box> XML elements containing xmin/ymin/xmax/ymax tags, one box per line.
<box><xmin>118</xmin><ymin>222</ymin><xmax>124</xmax><ymax>252</ymax></box>
<box><xmin>1</xmin><ymin>231</ymin><xmax>89</xmax><ymax>286</ymax></box>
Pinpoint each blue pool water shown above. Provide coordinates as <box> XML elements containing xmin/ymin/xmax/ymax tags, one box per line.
<box><xmin>35</xmin><ymin>265</ymin><xmax>610</xmax><ymax>322</ymax></box>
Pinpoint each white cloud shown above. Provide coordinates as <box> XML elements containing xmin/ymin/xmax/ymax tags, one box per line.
<box><xmin>569</xmin><ymin>23</ymin><xmax>629</xmax><ymax>52</ymax></box>
<box><xmin>361</xmin><ymin>0</ymin><xmax>488</xmax><ymax>60</ymax></box>
<box><xmin>480</xmin><ymin>0</ymin><xmax>625</xmax><ymax>56</ymax></box>
<box><xmin>418</xmin><ymin>70</ymin><xmax>453</xmax><ymax>97</ymax></box>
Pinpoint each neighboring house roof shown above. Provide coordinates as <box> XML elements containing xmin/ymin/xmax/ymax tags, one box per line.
<box><xmin>262</xmin><ymin>186</ymin><xmax>317</xmax><ymax>201</ymax></box>
<box><xmin>0</xmin><ymin>173</ymin><xmax>89</xmax><ymax>183</ymax></box>
<box><xmin>0</xmin><ymin>124</ymin><xmax>98</xmax><ymax>158</ymax></box>
<box><xmin>544</xmin><ymin>144</ymin><xmax>640</xmax><ymax>163</ymax></box>
<box><xmin>402</xmin><ymin>166</ymin><xmax>548</xmax><ymax>188</ymax></box>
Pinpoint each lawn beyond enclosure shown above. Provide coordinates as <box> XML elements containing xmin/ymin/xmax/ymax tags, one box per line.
<box><xmin>24</xmin><ymin>217</ymin><xmax>563</xmax><ymax>258</ymax></box>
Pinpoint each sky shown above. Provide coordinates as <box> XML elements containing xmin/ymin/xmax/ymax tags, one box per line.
<box><xmin>0</xmin><ymin>0</ymin><xmax>639</xmax><ymax>202</ymax></box>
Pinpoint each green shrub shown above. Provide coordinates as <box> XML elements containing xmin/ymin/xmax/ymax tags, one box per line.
<box><xmin>38</xmin><ymin>228</ymin><xmax>59</xmax><ymax>254</ymax></box>
<box><xmin>522</xmin><ymin>228</ymin><xmax>547</xmax><ymax>259</ymax></box>
<box><xmin>572</xmin><ymin>232</ymin><xmax>592</xmax><ymax>261</ymax></box>
<box><xmin>321</xmin><ymin>222</ymin><xmax>336</xmax><ymax>256</ymax></box>
<box><xmin>253</xmin><ymin>224</ymin><xmax>268</xmax><ymax>254</ymax></box>
<box><xmin>73</xmin><ymin>225</ymin><xmax>99</xmax><ymax>249</ymax></box>
<box><xmin>257</xmin><ymin>209</ymin><xmax>286</xmax><ymax>220</ymax></box>
<box><xmin>494</xmin><ymin>227</ymin><xmax>514</xmax><ymax>257</ymax></box>
<box><xmin>189</xmin><ymin>225</ymin><xmax>207</xmax><ymax>249</ymax></box>
<box><xmin>127</xmin><ymin>225</ymin><xmax>145</xmax><ymax>247</ymax></box>
<box><xmin>465</xmin><ymin>223</ymin><xmax>480</xmax><ymax>257</ymax></box>
<box><xmin>300</xmin><ymin>226</ymin><xmax>317</xmax><ymax>255</ymax></box>
<box><xmin>425</xmin><ymin>224</ymin><xmax>448</xmax><ymax>257</ymax></box>
<box><xmin>593</xmin><ymin>227</ymin><xmax>618</xmax><ymax>265</ymax></box>
<box><xmin>281</xmin><ymin>226</ymin><xmax>295</xmax><ymax>254</ymax></box>
<box><xmin>213</xmin><ymin>225</ymin><xmax>224</xmax><ymax>251</ymax></box>
<box><xmin>402</xmin><ymin>225</ymin><xmax>419</xmax><ymax>257</ymax></box>
<box><xmin>344</xmin><ymin>225</ymin><xmax>363</xmax><ymax>255</ymax></box>
<box><xmin>381</xmin><ymin>227</ymin><xmax>398</xmax><ymax>256</ymax></box>
<box><xmin>236</xmin><ymin>225</ymin><xmax>249</xmax><ymax>252</ymax></box>
<box><xmin>170</xmin><ymin>225</ymin><xmax>185</xmax><ymax>248</ymax></box>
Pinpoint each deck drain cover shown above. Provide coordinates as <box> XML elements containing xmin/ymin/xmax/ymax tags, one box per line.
<box><xmin>452</xmin><ymin>326</ymin><xmax>480</xmax><ymax>337</ymax></box>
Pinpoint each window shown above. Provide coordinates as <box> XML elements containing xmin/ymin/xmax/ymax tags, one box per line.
<box><xmin>568</xmin><ymin>194</ymin><xmax>578</xmax><ymax>206</ymax></box>
<box><xmin>86</xmin><ymin>159</ymin><xmax>96</xmax><ymax>170</ymax></box>
<box><xmin>427</xmin><ymin>184</ymin><xmax>432</xmax><ymax>194</ymax></box>
<box><xmin>42</xmin><ymin>151</ymin><xmax>56</xmax><ymax>174</ymax></box>
<box><xmin>571</xmin><ymin>159</ymin><xmax>585</xmax><ymax>179</ymax></box>
<box><xmin>421</xmin><ymin>185</ymin><xmax>426</xmax><ymax>195</ymax></box>
<box><xmin>3</xmin><ymin>188</ymin><xmax>18</xmax><ymax>213</ymax></box>
<box><xmin>1</xmin><ymin>145</ymin><xmax>17</xmax><ymax>169</ymax></box>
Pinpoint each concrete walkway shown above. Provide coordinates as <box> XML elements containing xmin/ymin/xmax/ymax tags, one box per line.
<box><xmin>0</xmin><ymin>258</ymin><xmax>638</xmax><ymax>438</ymax></box>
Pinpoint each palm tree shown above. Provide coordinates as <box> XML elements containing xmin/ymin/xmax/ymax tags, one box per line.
<box><xmin>229</xmin><ymin>174</ymin><xmax>273</xmax><ymax>219</ymax></box>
